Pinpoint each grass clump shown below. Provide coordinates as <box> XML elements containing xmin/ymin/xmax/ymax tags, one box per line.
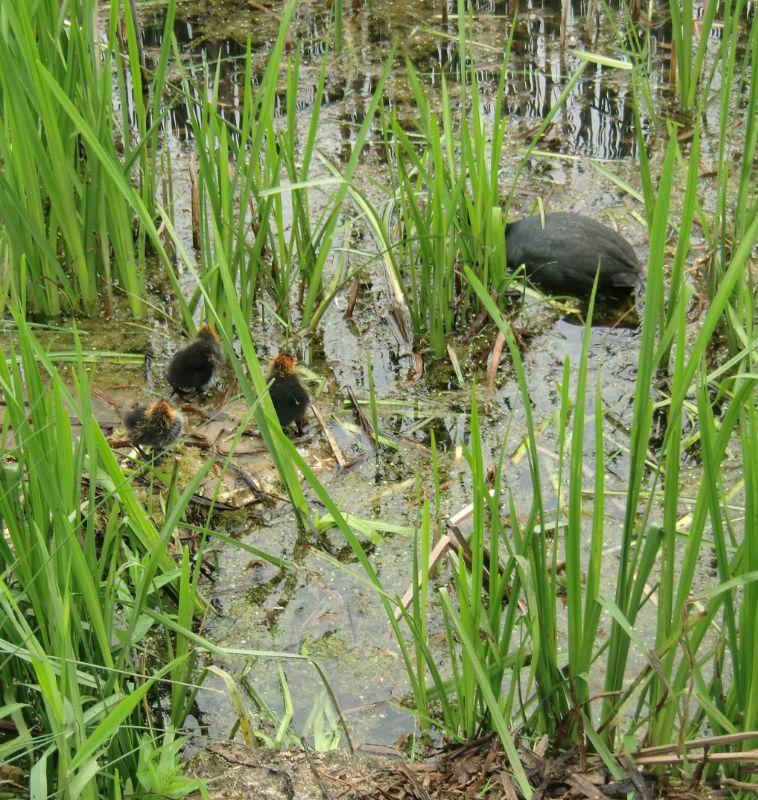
<box><xmin>0</xmin><ymin>0</ymin><xmax>177</xmax><ymax>319</ymax></box>
<box><xmin>373</xmin><ymin>6</ymin><xmax>607</xmax><ymax>357</ymax></box>
<box><xmin>179</xmin><ymin>3</ymin><xmax>394</xmax><ymax>334</ymax></box>
<box><xmin>377</xmin><ymin>12</ymin><xmax>517</xmax><ymax>358</ymax></box>
<box><xmin>0</xmin><ymin>313</ymin><xmax>212</xmax><ymax>796</ymax></box>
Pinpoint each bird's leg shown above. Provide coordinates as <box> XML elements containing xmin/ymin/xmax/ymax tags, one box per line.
<box><xmin>295</xmin><ymin>418</ymin><xmax>305</xmax><ymax>437</ymax></box>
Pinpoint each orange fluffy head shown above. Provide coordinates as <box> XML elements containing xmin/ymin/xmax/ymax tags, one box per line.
<box><xmin>145</xmin><ymin>399</ymin><xmax>178</xmax><ymax>429</ymax></box>
<box><xmin>270</xmin><ymin>354</ymin><xmax>297</xmax><ymax>377</ymax></box>
<box><xmin>195</xmin><ymin>324</ymin><xmax>219</xmax><ymax>342</ymax></box>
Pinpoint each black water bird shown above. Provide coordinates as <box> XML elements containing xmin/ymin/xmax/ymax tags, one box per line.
<box><xmin>268</xmin><ymin>354</ymin><xmax>310</xmax><ymax>435</ymax></box>
<box><xmin>125</xmin><ymin>400</ymin><xmax>184</xmax><ymax>457</ymax></box>
<box><xmin>505</xmin><ymin>212</ymin><xmax>642</xmax><ymax>296</ymax></box>
<box><xmin>167</xmin><ymin>325</ymin><xmax>224</xmax><ymax>397</ymax></box>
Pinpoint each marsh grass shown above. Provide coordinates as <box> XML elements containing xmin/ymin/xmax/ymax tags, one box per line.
<box><xmin>0</xmin><ymin>312</ymin><xmax>355</xmax><ymax>794</ymax></box>
<box><xmin>0</xmin><ymin>0</ymin><xmax>179</xmax><ymax>319</ymax></box>
<box><xmin>1</xmin><ymin>0</ymin><xmax>757</xmax><ymax>795</ymax></box>
<box><xmin>612</xmin><ymin>5</ymin><xmax>758</xmax><ymax>763</ymax></box>
<box><xmin>261</xmin><ymin>25</ymin><xmax>756</xmax><ymax>783</ymax></box>
<box><xmin>0</xmin><ymin>312</ymin><xmax>209</xmax><ymax>795</ymax></box>
<box><xmin>177</xmin><ymin>4</ymin><xmax>298</xmax><ymax>327</ymax></box>
<box><xmin>667</xmin><ymin>0</ymin><xmax>718</xmax><ymax>108</ymax></box>
<box><xmin>465</xmin><ymin>132</ymin><xmax>758</xmax><ymax>771</ymax></box>
<box><xmin>371</xmin><ymin>11</ymin><xmax>628</xmax><ymax>357</ymax></box>
<box><xmin>709</xmin><ymin>0</ymin><xmax>757</xmax><ymax>360</ymax></box>
<box><xmin>377</xmin><ymin>13</ymin><xmax>517</xmax><ymax>356</ymax></box>
<box><xmin>289</xmin><ymin>209</ymin><xmax>755</xmax><ymax>790</ymax></box>
<box><xmin>177</xmin><ymin>6</ymin><xmax>393</xmax><ymax>333</ymax></box>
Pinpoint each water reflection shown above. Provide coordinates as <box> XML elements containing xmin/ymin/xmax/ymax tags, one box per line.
<box><xmin>136</xmin><ymin>0</ymin><xmax>661</xmax><ymax>159</ymax></box>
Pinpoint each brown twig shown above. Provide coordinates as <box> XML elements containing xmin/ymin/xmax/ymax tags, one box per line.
<box><xmin>248</xmin><ymin>0</ymin><xmax>281</xmax><ymax>20</ymax></box>
<box><xmin>463</xmin><ymin>290</ymin><xmax>499</xmax><ymax>342</ymax></box>
<box><xmin>567</xmin><ymin>772</ymin><xmax>609</xmax><ymax>800</ymax></box>
<box><xmin>343</xmin><ymin>278</ymin><xmax>360</xmax><ymax>319</ymax></box>
<box><xmin>248</xmin><ymin>0</ymin><xmax>293</xmax><ymax>49</ymax></box>
<box><xmin>345</xmin><ymin>386</ymin><xmax>374</xmax><ymax>440</ymax></box>
<box><xmin>486</xmin><ymin>330</ymin><xmax>506</xmax><ymax>395</ymax></box>
<box><xmin>300</xmin><ymin>740</ymin><xmax>335</xmax><ymax>800</ymax></box>
<box><xmin>397</xmin><ymin>764</ymin><xmax>432</xmax><ymax>800</ymax></box>
<box><xmin>189</xmin><ymin>156</ymin><xmax>200</xmax><ymax>250</ymax></box>
<box><xmin>311</xmin><ymin>404</ymin><xmax>349</xmax><ymax>469</ymax></box>
<box><xmin>618</xmin><ymin>754</ymin><xmax>655</xmax><ymax>800</ymax></box>
<box><xmin>403</xmin><ymin>352</ymin><xmax>424</xmax><ymax>388</ymax></box>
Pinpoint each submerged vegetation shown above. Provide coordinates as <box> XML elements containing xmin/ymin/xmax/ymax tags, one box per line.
<box><xmin>0</xmin><ymin>0</ymin><xmax>756</xmax><ymax>797</ymax></box>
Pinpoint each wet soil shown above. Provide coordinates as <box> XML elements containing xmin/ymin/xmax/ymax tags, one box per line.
<box><xmin>189</xmin><ymin>739</ymin><xmax>723</xmax><ymax>799</ymax></box>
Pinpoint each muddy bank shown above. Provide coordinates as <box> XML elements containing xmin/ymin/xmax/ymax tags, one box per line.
<box><xmin>189</xmin><ymin>740</ymin><xmax>722</xmax><ymax>799</ymax></box>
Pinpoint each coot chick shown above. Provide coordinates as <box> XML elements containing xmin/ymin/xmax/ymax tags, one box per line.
<box><xmin>505</xmin><ymin>212</ymin><xmax>642</xmax><ymax>296</ymax></box>
<box><xmin>167</xmin><ymin>325</ymin><xmax>224</xmax><ymax>397</ymax></box>
<box><xmin>267</xmin><ymin>354</ymin><xmax>310</xmax><ymax>435</ymax></box>
<box><xmin>125</xmin><ymin>399</ymin><xmax>184</xmax><ymax>458</ymax></box>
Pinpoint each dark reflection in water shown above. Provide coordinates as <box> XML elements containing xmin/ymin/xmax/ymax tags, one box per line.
<box><xmin>136</xmin><ymin>0</ymin><xmax>741</xmax><ymax>158</ymax></box>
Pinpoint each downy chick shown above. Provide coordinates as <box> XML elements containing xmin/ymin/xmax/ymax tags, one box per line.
<box><xmin>167</xmin><ymin>324</ymin><xmax>224</xmax><ymax>397</ymax></box>
<box><xmin>125</xmin><ymin>399</ymin><xmax>184</xmax><ymax>458</ymax></box>
<box><xmin>268</xmin><ymin>354</ymin><xmax>310</xmax><ymax>435</ymax></box>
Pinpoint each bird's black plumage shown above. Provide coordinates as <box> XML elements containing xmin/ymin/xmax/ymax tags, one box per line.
<box><xmin>125</xmin><ymin>400</ymin><xmax>183</xmax><ymax>456</ymax></box>
<box><xmin>268</xmin><ymin>355</ymin><xmax>310</xmax><ymax>434</ymax></box>
<box><xmin>167</xmin><ymin>326</ymin><xmax>223</xmax><ymax>396</ymax></box>
<box><xmin>505</xmin><ymin>212</ymin><xmax>642</xmax><ymax>296</ymax></box>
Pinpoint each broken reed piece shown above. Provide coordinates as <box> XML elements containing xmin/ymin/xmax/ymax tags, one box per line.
<box><xmin>486</xmin><ymin>330</ymin><xmax>506</xmax><ymax>395</ymax></box>
<box><xmin>346</xmin><ymin>385</ymin><xmax>375</xmax><ymax>440</ymax></box>
<box><xmin>633</xmin><ymin>750</ymin><xmax>758</xmax><ymax>766</ymax></box>
<box><xmin>387</xmin><ymin>305</ymin><xmax>412</xmax><ymax>346</ymax></box>
<box><xmin>403</xmin><ymin>352</ymin><xmax>424</xmax><ymax>388</ymax></box>
<box><xmin>559</xmin><ymin>0</ymin><xmax>569</xmax><ymax>49</ymax></box>
<box><xmin>343</xmin><ymin>278</ymin><xmax>360</xmax><ymax>319</ymax></box>
<box><xmin>311</xmin><ymin>403</ymin><xmax>349</xmax><ymax>469</ymax></box>
<box><xmin>189</xmin><ymin>156</ymin><xmax>200</xmax><ymax>250</ymax></box>
<box><xmin>634</xmin><ymin>731</ymin><xmax>758</xmax><ymax>759</ymax></box>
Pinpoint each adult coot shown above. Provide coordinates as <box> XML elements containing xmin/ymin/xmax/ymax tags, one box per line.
<box><xmin>505</xmin><ymin>212</ymin><xmax>642</xmax><ymax>296</ymax></box>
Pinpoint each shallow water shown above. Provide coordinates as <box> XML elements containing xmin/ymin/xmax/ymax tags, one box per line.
<box><xmin>99</xmin><ymin>0</ymin><xmax>746</xmax><ymax>749</ymax></box>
